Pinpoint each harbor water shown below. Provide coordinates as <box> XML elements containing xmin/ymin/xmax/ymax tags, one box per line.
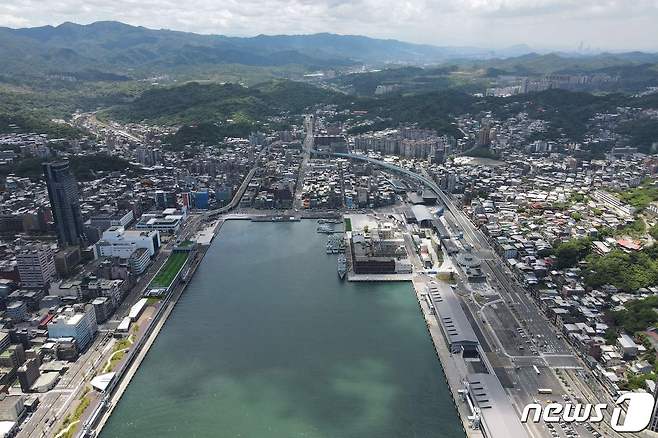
<box><xmin>100</xmin><ymin>220</ymin><xmax>464</xmax><ymax>438</ymax></box>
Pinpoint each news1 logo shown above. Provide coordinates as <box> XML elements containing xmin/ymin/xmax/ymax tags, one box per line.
<box><xmin>521</xmin><ymin>392</ymin><xmax>656</xmax><ymax>432</ymax></box>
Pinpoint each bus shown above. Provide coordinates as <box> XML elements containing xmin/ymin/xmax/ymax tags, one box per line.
<box><xmin>533</xmin><ymin>365</ymin><xmax>541</xmax><ymax>375</ymax></box>
<box><xmin>537</xmin><ymin>388</ymin><xmax>553</xmax><ymax>395</ymax></box>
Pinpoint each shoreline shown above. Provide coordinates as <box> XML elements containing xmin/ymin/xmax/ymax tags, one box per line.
<box><xmin>83</xmin><ymin>220</ymin><xmax>222</xmax><ymax>437</ymax></box>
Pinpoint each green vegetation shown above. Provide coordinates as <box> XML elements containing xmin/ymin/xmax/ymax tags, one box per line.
<box><xmin>569</xmin><ymin>193</ymin><xmax>586</xmax><ymax>203</ymax></box>
<box><xmin>106</xmin><ymin>81</ymin><xmax>658</xmax><ymax>149</ymax></box>
<box><xmin>624</xmin><ymin>371</ymin><xmax>657</xmax><ymax>391</ymax></box>
<box><xmin>1</xmin><ymin>21</ymin><xmax>475</xmax><ymax>80</ymax></box>
<box><xmin>104</xmin><ymin>336</ymin><xmax>134</xmax><ymax>373</ymax></box>
<box><xmin>616</xmin><ymin>218</ymin><xmax>647</xmax><ymax>238</ymax></box>
<box><xmin>609</xmin><ymin>296</ymin><xmax>658</xmax><ymax>334</ymax></box>
<box><xmin>106</xmin><ymin>80</ymin><xmax>347</xmax><ymax>125</ymax></box>
<box><xmin>618</xmin><ymin>180</ymin><xmax>658</xmax><ymax>211</ymax></box>
<box><xmin>604</xmin><ymin>328</ymin><xmax>619</xmax><ymax>345</ymax></box>
<box><xmin>106</xmin><ymin>350</ymin><xmax>126</xmax><ymax>372</ymax></box>
<box><xmin>329</xmin><ymin>66</ymin><xmax>468</xmax><ymax>96</ymax></box>
<box><xmin>1</xmin><ymin>153</ymin><xmax>139</xmax><ymax>180</ymax></box>
<box><xmin>650</xmin><ymin>224</ymin><xmax>658</xmax><ymax>240</ymax></box>
<box><xmin>584</xmin><ymin>246</ymin><xmax>658</xmax><ymax>292</ymax></box>
<box><xmin>58</xmin><ymin>391</ymin><xmax>91</xmax><ymax>438</ymax></box>
<box><xmin>113</xmin><ymin>337</ymin><xmax>132</xmax><ymax>352</ymax></box>
<box><xmin>549</xmin><ymin>202</ymin><xmax>570</xmax><ymax>211</ymax></box>
<box><xmin>344</xmin><ymin>218</ymin><xmax>352</xmax><ymax>232</ymax></box>
<box><xmin>469</xmin><ymin>52</ymin><xmax>658</xmax><ymax>76</ymax></box>
<box><xmin>0</xmin><ymin>113</ymin><xmax>83</xmax><ymax>138</ymax></box>
<box><xmin>164</xmin><ymin>121</ymin><xmax>255</xmax><ymax>148</ymax></box>
<box><xmin>617</xmin><ymin>119</ymin><xmax>658</xmax><ymax>154</ymax></box>
<box><xmin>150</xmin><ymin>252</ymin><xmax>188</xmax><ymax>288</ymax></box>
<box><xmin>346</xmin><ymin>120</ymin><xmax>392</xmax><ymax>135</ymax></box>
<box><xmin>357</xmin><ymin>89</ymin><xmax>477</xmax><ymax>138</ymax></box>
<box><xmin>496</xmin><ymin>89</ymin><xmax>627</xmax><ymax>141</ymax></box>
<box><xmin>0</xmin><ymin>80</ymin><xmax>149</xmax><ymax>138</ymax></box>
<box><xmin>463</xmin><ymin>146</ymin><xmax>500</xmax><ymax>159</ymax></box>
<box><xmin>552</xmin><ymin>237</ymin><xmax>591</xmax><ymax>269</ymax></box>
<box><xmin>108</xmin><ymin>80</ymin><xmax>479</xmax><ymax>139</ymax></box>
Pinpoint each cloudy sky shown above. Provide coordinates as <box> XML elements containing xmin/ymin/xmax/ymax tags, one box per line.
<box><xmin>1</xmin><ymin>0</ymin><xmax>657</xmax><ymax>51</ymax></box>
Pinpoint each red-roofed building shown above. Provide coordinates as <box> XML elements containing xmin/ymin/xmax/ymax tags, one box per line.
<box><xmin>617</xmin><ymin>238</ymin><xmax>642</xmax><ymax>252</ymax></box>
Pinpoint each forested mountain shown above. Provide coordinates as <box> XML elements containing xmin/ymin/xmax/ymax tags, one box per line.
<box><xmin>0</xmin><ymin>21</ymin><xmax>491</xmax><ymax>79</ymax></box>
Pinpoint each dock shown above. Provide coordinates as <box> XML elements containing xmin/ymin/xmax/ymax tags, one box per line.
<box><xmin>410</xmin><ymin>275</ymin><xmax>484</xmax><ymax>438</ymax></box>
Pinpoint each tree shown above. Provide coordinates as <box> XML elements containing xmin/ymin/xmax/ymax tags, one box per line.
<box><xmin>604</xmin><ymin>328</ymin><xmax>618</xmax><ymax>345</ymax></box>
<box><xmin>553</xmin><ymin>237</ymin><xmax>591</xmax><ymax>269</ymax></box>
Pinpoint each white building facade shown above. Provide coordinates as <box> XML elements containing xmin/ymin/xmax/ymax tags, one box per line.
<box><xmin>47</xmin><ymin>305</ymin><xmax>98</xmax><ymax>351</ymax></box>
<box><xmin>96</xmin><ymin>226</ymin><xmax>160</xmax><ymax>259</ymax></box>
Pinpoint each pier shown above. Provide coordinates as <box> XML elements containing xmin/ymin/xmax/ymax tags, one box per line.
<box><xmin>411</xmin><ymin>275</ymin><xmax>484</xmax><ymax>438</ymax></box>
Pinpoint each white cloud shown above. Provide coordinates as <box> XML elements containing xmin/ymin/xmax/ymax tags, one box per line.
<box><xmin>0</xmin><ymin>0</ymin><xmax>656</xmax><ymax>50</ymax></box>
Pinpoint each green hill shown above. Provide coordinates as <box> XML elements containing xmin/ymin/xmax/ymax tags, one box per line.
<box><xmin>106</xmin><ymin>80</ymin><xmax>348</xmax><ymax>125</ymax></box>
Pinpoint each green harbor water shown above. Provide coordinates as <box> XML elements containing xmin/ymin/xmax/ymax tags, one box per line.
<box><xmin>100</xmin><ymin>220</ymin><xmax>464</xmax><ymax>438</ymax></box>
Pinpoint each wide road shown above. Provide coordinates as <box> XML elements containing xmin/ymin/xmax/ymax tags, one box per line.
<box><xmin>293</xmin><ymin>115</ymin><xmax>314</xmax><ymax>210</ymax></box>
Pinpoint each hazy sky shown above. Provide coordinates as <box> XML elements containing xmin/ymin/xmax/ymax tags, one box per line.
<box><xmin>1</xmin><ymin>0</ymin><xmax>657</xmax><ymax>51</ymax></box>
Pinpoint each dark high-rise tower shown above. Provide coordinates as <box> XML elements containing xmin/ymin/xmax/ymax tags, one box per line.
<box><xmin>43</xmin><ymin>161</ymin><xmax>85</xmax><ymax>246</ymax></box>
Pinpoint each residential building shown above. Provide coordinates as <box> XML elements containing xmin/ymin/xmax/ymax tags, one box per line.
<box><xmin>17</xmin><ymin>358</ymin><xmax>40</xmax><ymax>392</ymax></box>
<box><xmin>16</xmin><ymin>245</ymin><xmax>56</xmax><ymax>289</ymax></box>
<box><xmin>129</xmin><ymin>247</ymin><xmax>150</xmax><ymax>274</ymax></box>
<box><xmin>0</xmin><ymin>394</ymin><xmax>25</xmax><ymax>422</ymax></box>
<box><xmin>5</xmin><ymin>301</ymin><xmax>27</xmax><ymax>321</ymax></box>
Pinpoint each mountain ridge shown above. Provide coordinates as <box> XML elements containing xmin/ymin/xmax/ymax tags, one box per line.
<box><xmin>0</xmin><ymin>21</ymin><xmax>522</xmax><ymax>79</ymax></box>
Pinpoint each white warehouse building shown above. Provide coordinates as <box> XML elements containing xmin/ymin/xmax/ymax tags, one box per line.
<box><xmin>96</xmin><ymin>226</ymin><xmax>160</xmax><ymax>259</ymax></box>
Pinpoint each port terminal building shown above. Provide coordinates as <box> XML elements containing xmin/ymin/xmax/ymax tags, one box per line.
<box><xmin>427</xmin><ymin>283</ymin><xmax>528</xmax><ymax>438</ymax></box>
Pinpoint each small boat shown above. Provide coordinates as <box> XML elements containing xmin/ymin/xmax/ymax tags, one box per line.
<box><xmin>317</xmin><ymin>224</ymin><xmax>338</xmax><ymax>233</ymax></box>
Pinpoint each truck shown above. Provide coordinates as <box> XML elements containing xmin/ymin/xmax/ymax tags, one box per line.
<box><xmin>537</xmin><ymin>388</ymin><xmax>553</xmax><ymax>395</ymax></box>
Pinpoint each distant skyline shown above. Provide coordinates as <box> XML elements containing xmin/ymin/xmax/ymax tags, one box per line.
<box><xmin>1</xmin><ymin>0</ymin><xmax>658</xmax><ymax>51</ymax></box>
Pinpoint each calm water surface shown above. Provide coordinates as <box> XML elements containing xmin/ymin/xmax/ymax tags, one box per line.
<box><xmin>101</xmin><ymin>220</ymin><xmax>464</xmax><ymax>438</ymax></box>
